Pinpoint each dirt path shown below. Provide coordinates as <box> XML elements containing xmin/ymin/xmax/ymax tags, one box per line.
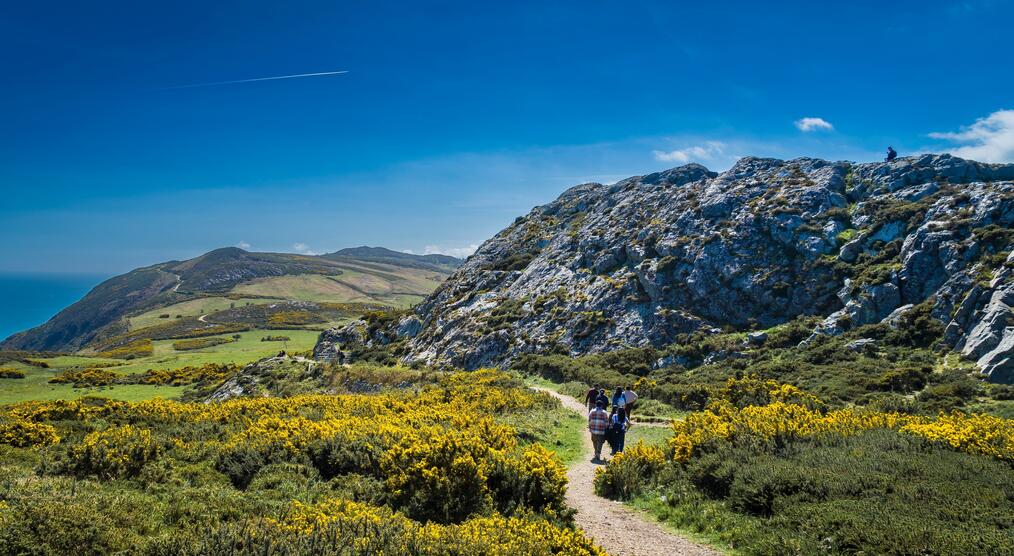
<box><xmin>533</xmin><ymin>387</ymin><xmax>721</xmax><ymax>556</ymax></box>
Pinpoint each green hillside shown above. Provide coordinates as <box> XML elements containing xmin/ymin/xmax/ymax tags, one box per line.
<box><xmin>1</xmin><ymin>247</ymin><xmax>461</xmax><ymax>353</ymax></box>
<box><xmin>0</xmin><ymin>329</ymin><xmax>322</xmax><ymax>404</ymax></box>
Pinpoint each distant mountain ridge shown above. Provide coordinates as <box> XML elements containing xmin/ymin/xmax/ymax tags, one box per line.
<box><xmin>322</xmin><ymin>246</ymin><xmax>462</xmax><ymax>270</ymax></box>
<box><xmin>1</xmin><ymin>247</ymin><xmax>462</xmax><ymax>352</ymax></box>
<box><xmin>316</xmin><ymin>155</ymin><xmax>1014</xmax><ymax>383</ymax></box>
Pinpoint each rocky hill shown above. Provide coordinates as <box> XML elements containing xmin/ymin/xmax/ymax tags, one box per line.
<box><xmin>2</xmin><ymin>247</ymin><xmax>461</xmax><ymax>352</ymax></box>
<box><xmin>315</xmin><ymin>154</ymin><xmax>1014</xmax><ymax>382</ymax></box>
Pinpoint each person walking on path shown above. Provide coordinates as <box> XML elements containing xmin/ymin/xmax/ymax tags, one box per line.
<box><xmin>585</xmin><ymin>383</ymin><xmax>601</xmax><ymax>411</ymax></box>
<box><xmin>610</xmin><ymin>407</ymin><xmax>631</xmax><ymax>455</ymax></box>
<box><xmin>595</xmin><ymin>389</ymin><xmax>610</xmax><ymax>411</ymax></box>
<box><xmin>588</xmin><ymin>401</ymin><xmax>609</xmax><ymax>462</ymax></box>
<box><xmin>612</xmin><ymin>387</ymin><xmax>626</xmax><ymax>410</ymax></box>
<box><xmin>604</xmin><ymin>405</ymin><xmax>620</xmax><ymax>454</ymax></box>
<box><xmin>622</xmin><ymin>385</ymin><xmax>638</xmax><ymax>417</ymax></box>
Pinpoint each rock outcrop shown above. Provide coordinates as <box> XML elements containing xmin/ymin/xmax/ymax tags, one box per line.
<box><xmin>315</xmin><ymin>155</ymin><xmax>1014</xmax><ymax>381</ymax></box>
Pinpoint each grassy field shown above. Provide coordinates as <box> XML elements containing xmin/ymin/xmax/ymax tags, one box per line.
<box><xmin>128</xmin><ymin>296</ymin><xmax>283</xmax><ymax>330</ymax></box>
<box><xmin>626</xmin><ymin>424</ymin><xmax>673</xmax><ymax>447</ymax></box>
<box><xmin>230</xmin><ymin>271</ymin><xmax>439</xmax><ymax>308</ymax></box>
<box><xmin>507</xmin><ymin>407</ymin><xmax>586</xmax><ymax>465</ymax></box>
<box><xmin>0</xmin><ymin>362</ymin><xmax>186</xmax><ymax>403</ymax></box>
<box><xmin>0</xmin><ymin>329</ymin><xmax>321</xmax><ymax>404</ymax></box>
<box><xmin>230</xmin><ymin>275</ymin><xmax>374</xmax><ymax>303</ymax></box>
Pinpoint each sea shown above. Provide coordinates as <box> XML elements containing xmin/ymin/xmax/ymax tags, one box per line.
<box><xmin>0</xmin><ymin>273</ymin><xmax>107</xmax><ymax>342</ymax></box>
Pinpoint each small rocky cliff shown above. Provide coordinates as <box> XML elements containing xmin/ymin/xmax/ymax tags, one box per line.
<box><xmin>315</xmin><ymin>155</ymin><xmax>1014</xmax><ymax>382</ymax></box>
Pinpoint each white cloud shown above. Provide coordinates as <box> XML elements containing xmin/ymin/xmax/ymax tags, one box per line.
<box><xmin>928</xmin><ymin>109</ymin><xmax>1014</xmax><ymax>163</ymax></box>
<box><xmin>422</xmin><ymin>244</ymin><xmax>479</xmax><ymax>258</ymax></box>
<box><xmin>794</xmin><ymin>117</ymin><xmax>834</xmax><ymax>132</ymax></box>
<box><xmin>652</xmin><ymin>141</ymin><xmax>727</xmax><ymax>163</ymax></box>
<box><xmin>291</xmin><ymin>242</ymin><xmax>321</xmax><ymax>255</ymax></box>
<box><xmin>237</xmin><ymin>241</ymin><xmax>251</xmax><ymax>250</ymax></box>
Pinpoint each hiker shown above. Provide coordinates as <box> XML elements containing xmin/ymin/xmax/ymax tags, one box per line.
<box><xmin>585</xmin><ymin>383</ymin><xmax>601</xmax><ymax>411</ymax></box>
<box><xmin>605</xmin><ymin>407</ymin><xmax>619</xmax><ymax>455</ymax></box>
<box><xmin>595</xmin><ymin>389</ymin><xmax>610</xmax><ymax>411</ymax></box>
<box><xmin>886</xmin><ymin>146</ymin><xmax>898</xmax><ymax>162</ymax></box>
<box><xmin>610</xmin><ymin>407</ymin><xmax>631</xmax><ymax>455</ymax></box>
<box><xmin>622</xmin><ymin>385</ymin><xmax>638</xmax><ymax>417</ymax></box>
<box><xmin>588</xmin><ymin>400</ymin><xmax>609</xmax><ymax>462</ymax></box>
<box><xmin>612</xmin><ymin>387</ymin><xmax>626</xmax><ymax>410</ymax></box>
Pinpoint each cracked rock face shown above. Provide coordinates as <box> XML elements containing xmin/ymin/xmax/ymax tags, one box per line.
<box><xmin>316</xmin><ymin>155</ymin><xmax>1014</xmax><ymax>381</ymax></box>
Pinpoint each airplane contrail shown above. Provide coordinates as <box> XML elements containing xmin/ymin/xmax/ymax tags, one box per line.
<box><xmin>167</xmin><ymin>70</ymin><xmax>349</xmax><ymax>89</ymax></box>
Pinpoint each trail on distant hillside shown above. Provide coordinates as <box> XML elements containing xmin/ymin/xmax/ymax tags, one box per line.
<box><xmin>532</xmin><ymin>387</ymin><xmax>722</xmax><ymax>556</ymax></box>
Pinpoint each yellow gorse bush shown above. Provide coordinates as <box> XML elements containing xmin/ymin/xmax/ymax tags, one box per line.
<box><xmin>592</xmin><ymin>441</ymin><xmax>666</xmax><ymax>499</ymax></box>
<box><xmin>0</xmin><ymin>419</ymin><xmax>60</xmax><ymax>447</ymax></box>
<box><xmin>68</xmin><ymin>424</ymin><xmax>162</xmax><ymax>478</ymax></box>
<box><xmin>272</xmin><ymin>498</ymin><xmax>407</xmax><ymax>535</ymax></box>
<box><xmin>140</xmin><ymin>363</ymin><xmax>237</xmax><ymax>385</ymax></box>
<box><xmin>0</xmin><ymin>369</ymin><xmax>573</xmax><ymax>524</ymax></box>
<box><xmin>5</xmin><ymin>397</ymin><xmax>128</xmax><ymax>422</ymax></box>
<box><xmin>718</xmin><ymin>374</ymin><xmax>824</xmax><ymax>409</ymax></box>
<box><xmin>669</xmin><ymin>401</ymin><xmax>1014</xmax><ymax>463</ymax></box>
<box><xmin>900</xmin><ymin>411</ymin><xmax>1014</xmax><ymax>461</ymax></box>
<box><xmin>47</xmin><ymin>368</ymin><xmax>118</xmax><ymax>387</ymax></box>
<box><xmin>271</xmin><ymin>498</ymin><xmax>605</xmax><ymax>555</ymax></box>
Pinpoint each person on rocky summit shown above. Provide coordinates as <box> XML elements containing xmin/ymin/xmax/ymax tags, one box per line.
<box><xmin>886</xmin><ymin>146</ymin><xmax>898</xmax><ymax>162</ymax></box>
<box><xmin>588</xmin><ymin>400</ymin><xmax>609</xmax><ymax>462</ymax></box>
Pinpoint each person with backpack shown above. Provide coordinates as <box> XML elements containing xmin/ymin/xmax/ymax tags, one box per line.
<box><xmin>588</xmin><ymin>400</ymin><xmax>609</xmax><ymax>462</ymax></box>
<box><xmin>585</xmin><ymin>383</ymin><xmax>601</xmax><ymax>411</ymax></box>
<box><xmin>886</xmin><ymin>146</ymin><xmax>898</xmax><ymax>162</ymax></box>
<box><xmin>612</xmin><ymin>387</ymin><xmax>626</xmax><ymax>410</ymax></box>
<box><xmin>595</xmin><ymin>389</ymin><xmax>610</xmax><ymax>411</ymax></box>
<box><xmin>609</xmin><ymin>407</ymin><xmax>631</xmax><ymax>455</ymax></box>
<box><xmin>622</xmin><ymin>385</ymin><xmax>638</xmax><ymax>418</ymax></box>
<box><xmin>605</xmin><ymin>407</ymin><xmax>619</xmax><ymax>454</ymax></box>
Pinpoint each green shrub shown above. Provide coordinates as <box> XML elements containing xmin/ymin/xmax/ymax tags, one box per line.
<box><xmin>876</xmin><ymin>366</ymin><xmax>931</xmax><ymax>393</ymax></box>
<box><xmin>0</xmin><ymin>498</ymin><xmax>130</xmax><ymax>555</ymax></box>
<box><xmin>611</xmin><ymin>429</ymin><xmax>1014</xmax><ymax>555</ymax></box>
<box><xmin>172</xmin><ymin>337</ymin><xmax>234</xmax><ymax>351</ymax></box>
<box><xmin>247</xmin><ymin>462</ymin><xmax>326</xmax><ymax>501</ymax></box>
<box><xmin>307</xmin><ymin>436</ymin><xmax>384</xmax><ymax>479</ymax></box>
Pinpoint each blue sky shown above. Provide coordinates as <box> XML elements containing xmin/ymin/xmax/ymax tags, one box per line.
<box><xmin>2</xmin><ymin>0</ymin><xmax>1013</xmax><ymax>274</ymax></box>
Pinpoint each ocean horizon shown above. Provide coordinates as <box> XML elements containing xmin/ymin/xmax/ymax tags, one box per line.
<box><xmin>0</xmin><ymin>273</ymin><xmax>107</xmax><ymax>343</ymax></box>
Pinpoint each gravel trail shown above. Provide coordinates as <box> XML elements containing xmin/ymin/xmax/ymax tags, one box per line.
<box><xmin>532</xmin><ymin>387</ymin><xmax>722</xmax><ymax>556</ymax></box>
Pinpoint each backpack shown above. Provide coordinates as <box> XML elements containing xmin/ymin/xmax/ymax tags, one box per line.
<box><xmin>610</xmin><ymin>415</ymin><xmax>625</xmax><ymax>434</ymax></box>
